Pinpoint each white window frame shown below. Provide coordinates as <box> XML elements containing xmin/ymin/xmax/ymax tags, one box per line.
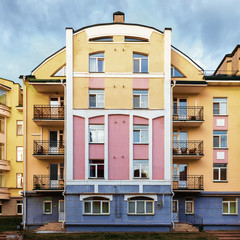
<box><xmin>89</xmin><ymin>125</ymin><xmax>104</xmax><ymax>143</ymax></box>
<box><xmin>89</xmin><ymin>90</ymin><xmax>104</xmax><ymax>108</ymax></box>
<box><xmin>16</xmin><ymin>120</ymin><xmax>23</xmax><ymax>136</ymax></box>
<box><xmin>43</xmin><ymin>200</ymin><xmax>52</xmax><ymax>214</ymax></box>
<box><xmin>133</xmin><ymin>125</ymin><xmax>148</xmax><ymax>144</ymax></box>
<box><xmin>213</xmin><ymin>98</ymin><xmax>227</xmax><ymax>115</ymax></box>
<box><xmin>89</xmin><ymin>53</ymin><xmax>104</xmax><ymax>73</ymax></box>
<box><xmin>128</xmin><ymin>199</ymin><xmax>154</xmax><ymax>215</ymax></box>
<box><xmin>133</xmin><ymin>160</ymin><xmax>149</xmax><ymax>179</ymax></box>
<box><xmin>213</xmin><ymin>131</ymin><xmax>227</xmax><ymax>148</ymax></box>
<box><xmin>16</xmin><ymin>200</ymin><xmax>23</xmax><ymax>215</ymax></box>
<box><xmin>83</xmin><ymin>199</ymin><xmax>110</xmax><ymax>215</ymax></box>
<box><xmin>133</xmin><ymin>53</ymin><xmax>148</xmax><ymax>73</ymax></box>
<box><xmin>213</xmin><ymin>164</ymin><xmax>227</xmax><ymax>182</ymax></box>
<box><xmin>133</xmin><ymin>90</ymin><xmax>148</xmax><ymax>108</ymax></box>
<box><xmin>89</xmin><ymin>160</ymin><xmax>104</xmax><ymax>179</ymax></box>
<box><xmin>222</xmin><ymin>198</ymin><xmax>238</xmax><ymax>215</ymax></box>
<box><xmin>185</xmin><ymin>198</ymin><xmax>194</xmax><ymax>214</ymax></box>
<box><xmin>16</xmin><ymin>173</ymin><xmax>23</xmax><ymax>189</ymax></box>
<box><xmin>16</xmin><ymin>146</ymin><xmax>23</xmax><ymax>162</ymax></box>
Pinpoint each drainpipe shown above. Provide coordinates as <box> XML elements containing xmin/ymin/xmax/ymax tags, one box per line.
<box><xmin>61</xmin><ymin>79</ymin><xmax>66</xmax><ymax>229</ymax></box>
<box><xmin>171</xmin><ymin>80</ymin><xmax>176</xmax><ymax>230</ymax></box>
<box><xmin>23</xmin><ymin>76</ymin><xmax>27</xmax><ymax>229</ymax></box>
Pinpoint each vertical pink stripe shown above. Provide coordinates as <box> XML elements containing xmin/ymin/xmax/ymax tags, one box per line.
<box><xmin>89</xmin><ymin>144</ymin><xmax>104</xmax><ymax>159</ymax></box>
<box><xmin>213</xmin><ymin>149</ymin><xmax>228</xmax><ymax>163</ymax></box>
<box><xmin>133</xmin><ymin>116</ymin><xmax>149</xmax><ymax>125</ymax></box>
<box><xmin>89</xmin><ymin>78</ymin><xmax>105</xmax><ymax>89</ymax></box>
<box><xmin>133</xmin><ymin>144</ymin><xmax>149</xmax><ymax>159</ymax></box>
<box><xmin>89</xmin><ymin>116</ymin><xmax>104</xmax><ymax>124</ymax></box>
<box><xmin>108</xmin><ymin>115</ymin><xmax>129</xmax><ymax>180</ymax></box>
<box><xmin>133</xmin><ymin>78</ymin><xmax>149</xmax><ymax>89</ymax></box>
<box><xmin>152</xmin><ymin>117</ymin><xmax>164</xmax><ymax>180</ymax></box>
<box><xmin>213</xmin><ymin>116</ymin><xmax>228</xmax><ymax>130</ymax></box>
<box><xmin>73</xmin><ymin>116</ymin><xmax>85</xmax><ymax>180</ymax></box>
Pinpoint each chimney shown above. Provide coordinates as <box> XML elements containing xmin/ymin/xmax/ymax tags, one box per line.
<box><xmin>113</xmin><ymin>11</ymin><xmax>125</xmax><ymax>23</ymax></box>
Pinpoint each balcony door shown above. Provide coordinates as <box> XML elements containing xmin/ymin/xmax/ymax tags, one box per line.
<box><xmin>174</xmin><ymin>131</ymin><xmax>188</xmax><ymax>154</ymax></box>
<box><xmin>172</xmin><ymin>200</ymin><xmax>179</xmax><ymax>222</ymax></box>
<box><xmin>174</xmin><ymin>98</ymin><xmax>187</xmax><ymax>119</ymax></box>
<box><xmin>49</xmin><ymin>130</ymin><xmax>63</xmax><ymax>154</ymax></box>
<box><xmin>58</xmin><ymin>200</ymin><xmax>64</xmax><ymax>222</ymax></box>
<box><xmin>50</xmin><ymin>97</ymin><xmax>64</xmax><ymax>119</ymax></box>
<box><xmin>50</xmin><ymin>163</ymin><xmax>58</xmax><ymax>188</ymax></box>
<box><xmin>174</xmin><ymin>164</ymin><xmax>188</xmax><ymax>188</ymax></box>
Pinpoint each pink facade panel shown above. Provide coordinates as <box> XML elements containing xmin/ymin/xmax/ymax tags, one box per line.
<box><xmin>213</xmin><ymin>149</ymin><xmax>228</xmax><ymax>163</ymax></box>
<box><xmin>89</xmin><ymin>144</ymin><xmax>104</xmax><ymax>159</ymax></box>
<box><xmin>213</xmin><ymin>116</ymin><xmax>228</xmax><ymax>130</ymax></box>
<box><xmin>133</xmin><ymin>144</ymin><xmax>149</xmax><ymax>159</ymax></box>
<box><xmin>73</xmin><ymin>116</ymin><xmax>85</xmax><ymax>180</ymax></box>
<box><xmin>133</xmin><ymin>78</ymin><xmax>149</xmax><ymax>89</ymax></box>
<box><xmin>89</xmin><ymin>77</ymin><xmax>105</xmax><ymax>89</ymax></box>
<box><xmin>108</xmin><ymin>115</ymin><xmax>129</xmax><ymax>180</ymax></box>
<box><xmin>89</xmin><ymin>116</ymin><xmax>104</xmax><ymax>124</ymax></box>
<box><xmin>152</xmin><ymin>117</ymin><xmax>164</xmax><ymax>180</ymax></box>
<box><xmin>133</xmin><ymin>116</ymin><xmax>149</xmax><ymax>125</ymax></box>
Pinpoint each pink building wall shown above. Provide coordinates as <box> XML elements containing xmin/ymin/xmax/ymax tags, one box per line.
<box><xmin>133</xmin><ymin>78</ymin><xmax>149</xmax><ymax>89</ymax></box>
<box><xmin>213</xmin><ymin>116</ymin><xmax>228</xmax><ymax>130</ymax></box>
<box><xmin>133</xmin><ymin>144</ymin><xmax>149</xmax><ymax>159</ymax></box>
<box><xmin>213</xmin><ymin>149</ymin><xmax>228</xmax><ymax>163</ymax></box>
<box><xmin>73</xmin><ymin>116</ymin><xmax>85</xmax><ymax>180</ymax></box>
<box><xmin>89</xmin><ymin>144</ymin><xmax>104</xmax><ymax>159</ymax></box>
<box><xmin>89</xmin><ymin>115</ymin><xmax>104</xmax><ymax>124</ymax></box>
<box><xmin>89</xmin><ymin>77</ymin><xmax>105</xmax><ymax>89</ymax></box>
<box><xmin>108</xmin><ymin>115</ymin><xmax>129</xmax><ymax>180</ymax></box>
<box><xmin>152</xmin><ymin>117</ymin><xmax>164</xmax><ymax>180</ymax></box>
<box><xmin>133</xmin><ymin>116</ymin><xmax>149</xmax><ymax>125</ymax></box>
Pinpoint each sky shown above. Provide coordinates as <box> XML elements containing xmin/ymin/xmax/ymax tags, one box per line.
<box><xmin>1</xmin><ymin>0</ymin><xmax>240</xmax><ymax>85</ymax></box>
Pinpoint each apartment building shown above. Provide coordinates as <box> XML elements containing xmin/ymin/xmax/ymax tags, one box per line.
<box><xmin>21</xmin><ymin>12</ymin><xmax>240</xmax><ymax>231</ymax></box>
<box><xmin>0</xmin><ymin>77</ymin><xmax>23</xmax><ymax>216</ymax></box>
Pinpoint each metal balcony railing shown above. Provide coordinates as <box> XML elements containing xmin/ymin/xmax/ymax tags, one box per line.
<box><xmin>173</xmin><ymin>140</ymin><xmax>203</xmax><ymax>156</ymax></box>
<box><xmin>173</xmin><ymin>175</ymin><xmax>203</xmax><ymax>190</ymax></box>
<box><xmin>33</xmin><ymin>140</ymin><xmax>64</xmax><ymax>155</ymax></box>
<box><xmin>33</xmin><ymin>105</ymin><xmax>64</xmax><ymax>120</ymax></box>
<box><xmin>33</xmin><ymin>175</ymin><xmax>64</xmax><ymax>190</ymax></box>
<box><xmin>175</xmin><ymin>211</ymin><xmax>203</xmax><ymax>226</ymax></box>
<box><xmin>173</xmin><ymin>106</ymin><xmax>203</xmax><ymax>121</ymax></box>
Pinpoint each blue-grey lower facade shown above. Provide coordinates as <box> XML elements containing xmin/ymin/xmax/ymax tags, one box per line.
<box><xmin>173</xmin><ymin>192</ymin><xmax>240</xmax><ymax>230</ymax></box>
<box><xmin>65</xmin><ymin>184</ymin><xmax>172</xmax><ymax>232</ymax></box>
<box><xmin>25</xmin><ymin>192</ymin><xmax>64</xmax><ymax>230</ymax></box>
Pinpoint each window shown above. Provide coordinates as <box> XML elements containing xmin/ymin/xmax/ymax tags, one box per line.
<box><xmin>128</xmin><ymin>197</ymin><xmax>154</xmax><ymax>215</ymax></box>
<box><xmin>0</xmin><ymin>144</ymin><xmax>4</xmax><ymax>160</ymax></box>
<box><xmin>133</xmin><ymin>125</ymin><xmax>148</xmax><ymax>144</ymax></box>
<box><xmin>17</xmin><ymin>147</ymin><xmax>23</xmax><ymax>161</ymax></box>
<box><xmin>83</xmin><ymin>197</ymin><xmax>110</xmax><ymax>215</ymax></box>
<box><xmin>133</xmin><ymin>90</ymin><xmax>148</xmax><ymax>108</ymax></box>
<box><xmin>16</xmin><ymin>200</ymin><xmax>23</xmax><ymax>215</ymax></box>
<box><xmin>0</xmin><ymin>89</ymin><xmax>7</xmax><ymax>105</ymax></box>
<box><xmin>89</xmin><ymin>160</ymin><xmax>104</xmax><ymax>178</ymax></box>
<box><xmin>171</xmin><ymin>66</ymin><xmax>183</xmax><ymax>77</ymax></box>
<box><xmin>223</xmin><ymin>198</ymin><xmax>237</xmax><ymax>215</ymax></box>
<box><xmin>0</xmin><ymin>117</ymin><xmax>4</xmax><ymax>133</ymax></box>
<box><xmin>89</xmin><ymin>37</ymin><xmax>113</xmax><ymax>42</ymax></box>
<box><xmin>133</xmin><ymin>160</ymin><xmax>149</xmax><ymax>178</ymax></box>
<box><xmin>185</xmin><ymin>198</ymin><xmax>194</xmax><ymax>214</ymax></box>
<box><xmin>133</xmin><ymin>53</ymin><xmax>148</xmax><ymax>73</ymax></box>
<box><xmin>213</xmin><ymin>98</ymin><xmax>227</xmax><ymax>115</ymax></box>
<box><xmin>213</xmin><ymin>131</ymin><xmax>227</xmax><ymax>148</ymax></box>
<box><xmin>16</xmin><ymin>173</ymin><xmax>23</xmax><ymax>188</ymax></box>
<box><xmin>16</xmin><ymin>120</ymin><xmax>23</xmax><ymax>136</ymax></box>
<box><xmin>89</xmin><ymin>90</ymin><xmax>104</xmax><ymax>108</ymax></box>
<box><xmin>125</xmin><ymin>36</ymin><xmax>148</xmax><ymax>42</ymax></box>
<box><xmin>0</xmin><ymin>201</ymin><xmax>2</xmax><ymax>214</ymax></box>
<box><xmin>89</xmin><ymin>53</ymin><xmax>104</xmax><ymax>72</ymax></box>
<box><xmin>53</xmin><ymin>66</ymin><xmax>66</xmax><ymax>77</ymax></box>
<box><xmin>89</xmin><ymin>125</ymin><xmax>104</xmax><ymax>143</ymax></box>
<box><xmin>213</xmin><ymin>164</ymin><xmax>227</xmax><ymax>181</ymax></box>
<box><xmin>43</xmin><ymin>199</ymin><xmax>52</xmax><ymax>214</ymax></box>
<box><xmin>0</xmin><ymin>174</ymin><xmax>5</xmax><ymax>187</ymax></box>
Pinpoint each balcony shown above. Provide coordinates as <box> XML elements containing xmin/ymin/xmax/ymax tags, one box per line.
<box><xmin>33</xmin><ymin>175</ymin><xmax>64</xmax><ymax>191</ymax></box>
<box><xmin>173</xmin><ymin>175</ymin><xmax>203</xmax><ymax>192</ymax></box>
<box><xmin>33</xmin><ymin>105</ymin><xmax>64</xmax><ymax>126</ymax></box>
<box><xmin>173</xmin><ymin>140</ymin><xmax>203</xmax><ymax>160</ymax></box>
<box><xmin>173</xmin><ymin>106</ymin><xmax>204</xmax><ymax>127</ymax></box>
<box><xmin>0</xmin><ymin>160</ymin><xmax>10</xmax><ymax>171</ymax></box>
<box><xmin>33</xmin><ymin>140</ymin><xmax>64</xmax><ymax>160</ymax></box>
<box><xmin>0</xmin><ymin>104</ymin><xmax>10</xmax><ymax>118</ymax></box>
<box><xmin>0</xmin><ymin>187</ymin><xmax>10</xmax><ymax>199</ymax></box>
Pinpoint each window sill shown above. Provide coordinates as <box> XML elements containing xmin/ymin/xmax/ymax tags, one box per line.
<box><xmin>43</xmin><ymin>213</ymin><xmax>52</xmax><ymax>215</ymax></box>
<box><xmin>89</xmin><ymin>142</ymin><xmax>104</xmax><ymax>144</ymax></box>
<box><xmin>213</xmin><ymin>148</ymin><xmax>228</xmax><ymax>150</ymax></box>
<box><xmin>133</xmin><ymin>178</ymin><xmax>149</xmax><ymax>180</ymax></box>
<box><xmin>133</xmin><ymin>108</ymin><xmax>149</xmax><ymax>110</ymax></box>
<box><xmin>185</xmin><ymin>213</ymin><xmax>194</xmax><ymax>215</ymax></box>
<box><xmin>213</xmin><ymin>114</ymin><xmax>228</xmax><ymax>117</ymax></box>
<box><xmin>128</xmin><ymin>213</ymin><xmax>154</xmax><ymax>216</ymax></box>
<box><xmin>89</xmin><ymin>72</ymin><xmax>105</xmax><ymax>73</ymax></box>
<box><xmin>133</xmin><ymin>72</ymin><xmax>149</xmax><ymax>74</ymax></box>
<box><xmin>213</xmin><ymin>180</ymin><xmax>228</xmax><ymax>183</ymax></box>
<box><xmin>222</xmin><ymin>213</ymin><xmax>238</xmax><ymax>216</ymax></box>
<box><xmin>88</xmin><ymin>177</ymin><xmax>105</xmax><ymax>180</ymax></box>
<box><xmin>83</xmin><ymin>214</ymin><xmax>110</xmax><ymax>216</ymax></box>
<box><xmin>133</xmin><ymin>143</ymin><xmax>149</xmax><ymax>145</ymax></box>
<box><xmin>89</xmin><ymin>107</ymin><xmax>105</xmax><ymax>109</ymax></box>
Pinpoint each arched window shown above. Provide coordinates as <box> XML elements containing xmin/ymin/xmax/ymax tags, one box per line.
<box><xmin>89</xmin><ymin>53</ymin><xmax>104</xmax><ymax>73</ymax></box>
<box><xmin>128</xmin><ymin>196</ymin><xmax>154</xmax><ymax>215</ymax></box>
<box><xmin>83</xmin><ymin>196</ymin><xmax>110</xmax><ymax>215</ymax></box>
<box><xmin>133</xmin><ymin>53</ymin><xmax>148</xmax><ymax>73</ymax></box>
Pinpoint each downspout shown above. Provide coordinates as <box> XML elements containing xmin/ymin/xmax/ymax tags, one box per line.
<box><xmin>23</xmin><ymin>76</ymin><xmax>27</xmax><ymax>229</ymax></box>
<box><xmin>61</xmin><ymin>79</ymin><xmax>66</xmax><ymax>229</ymax></box>
<box><xmin>171</xmin><ymin>80</ymin><xmax>176</xmax><ymax>230</ymax></box>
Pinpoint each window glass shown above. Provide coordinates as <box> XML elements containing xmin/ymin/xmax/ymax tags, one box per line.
<box><xmin>93</xmin><ymin>201</ymin><xmax>101</xmax><ymax>214</ymax></box>
<box><xmin>133</xmin><ymin>160</ymin><xmax>149</xmax><ymax>178</ymax></box>
<box><xmin>89</xmin><ymin>53</ymin><xmax>104</xmax><ymax>73</ymax></box>
<box><xmin>213</xmin><ymin>131</ymin><xmax>227</xmax><ymax>148</ymax></box>
<box><xmin>16</xmin><ymin>173</ymin><xmax>23</xmax><ymax>188</ymax></box>
<box><xmin>146</xmin><ymin>202</ymin><xmax>153</xmax><ymax>213</ymax></box>
<box><xmin>0</xmin><ymin>203</ymin><xmax>2</xmax><ymax>214</ymax></box>
<box><xmin>44</xmin><ymin>201</ymin><xmax>52</xmax><ymax>214</ymax></box>
<box><xmin>133</xmin><ymin>125</ymin><xmax>148</xmax><ymax>143</ymax></box>
<box><xmin>213</xmin><ymin>164</ymin><xmax>227</xmax><ymax>181</ymax></box>
<box><xmin>222</xmin><ymin>198</ymin><xmax>237</xmax><ymax>214</ymax></box>
<box><xmin>133</xmin><ymin>54</ymin><xmax>148</xmax><ymax>73</ymax></box>
<box><xmin>213</xmin><ymin>98</ymin><xmax>227</xmax><ymax>115</ymax></box>
<box><xmin>83</xmin><ymin>198</ymin><xmax>109</xmax><ymax>215</ymax></box>
<box><xmin>17</xmin><ymin>120</ymin><xmax>23</xmax><ymax>136</ymax></box>
<box><xmin>137</xmin><ymin>201</ymin><xmax>144</xmax><ymax>214</ymax></box>
<box><xmin>89</xmin><ymin>125</ymin><xmax>104</xmax><ymax>143</ymax></box>
<box><xmin>17</xmin><ymin>147</ymin><xmax>23</xmax><ymax>161</ymax></box>
<box><xmin>128</xmin><ymin>202</ymin><xmax>135</xmax><ymax>214</ymax></box>
<box><xmin>89</xmin><ymin>160</ymin><xmax>104</xmax><ymax>178</ymax></box>
<box><xmin>128</xmin><ymin>198</ymin><xmax>154</xmax><ymax>215</ymax></box>
<box><xmin>102</xmin><ymin>202</ymin><xmax>109</xmax><ymax>213</ymax></box>
<box><xmin>89</xmin><ymin>90</ymin><xmax>104</xmax><ymax>108</ymax></box>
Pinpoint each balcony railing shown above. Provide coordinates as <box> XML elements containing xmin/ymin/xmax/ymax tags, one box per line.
<box><xmin>33</xmin><ymin>175</ymin><xmax>64</xmax><ymax>190</ymax></box>
<box><xmin>173</xmin><ymin>106</ymin><xmax>203</xmax><ymax>121</ymax></box>
<box><xmin>0</xmin><ymin>159</ymin><xmax>10</xmax><ymax>171</ymax></box>
<box><xmin>173</xmin><ymin>175</ymin><xmax>203</xmax><ymax>191</ymax></box>
<box><xmin>33</xmin><ymin>105</ymin><xmax>64</xmax><ymax>120</ymax></box>
<box><xmin>173</xmin><ymin>140</ymin><xmax>203</xmax><ymax>156</ymax></box>
<box><xmin>174</xmin><ymin>211</ymin><xmax>203</xmax><ymax>226</ymax></box>
<box><xmin>33</xmin><ymin>140</ymin><xmax>64</xmax><ymax>155</ymax></box>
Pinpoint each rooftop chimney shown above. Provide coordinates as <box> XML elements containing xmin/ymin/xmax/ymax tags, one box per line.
<box><xmin>113</xmin><ymin>11</ymin><xmax>125</xmax><ymax>23</ymax></box>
